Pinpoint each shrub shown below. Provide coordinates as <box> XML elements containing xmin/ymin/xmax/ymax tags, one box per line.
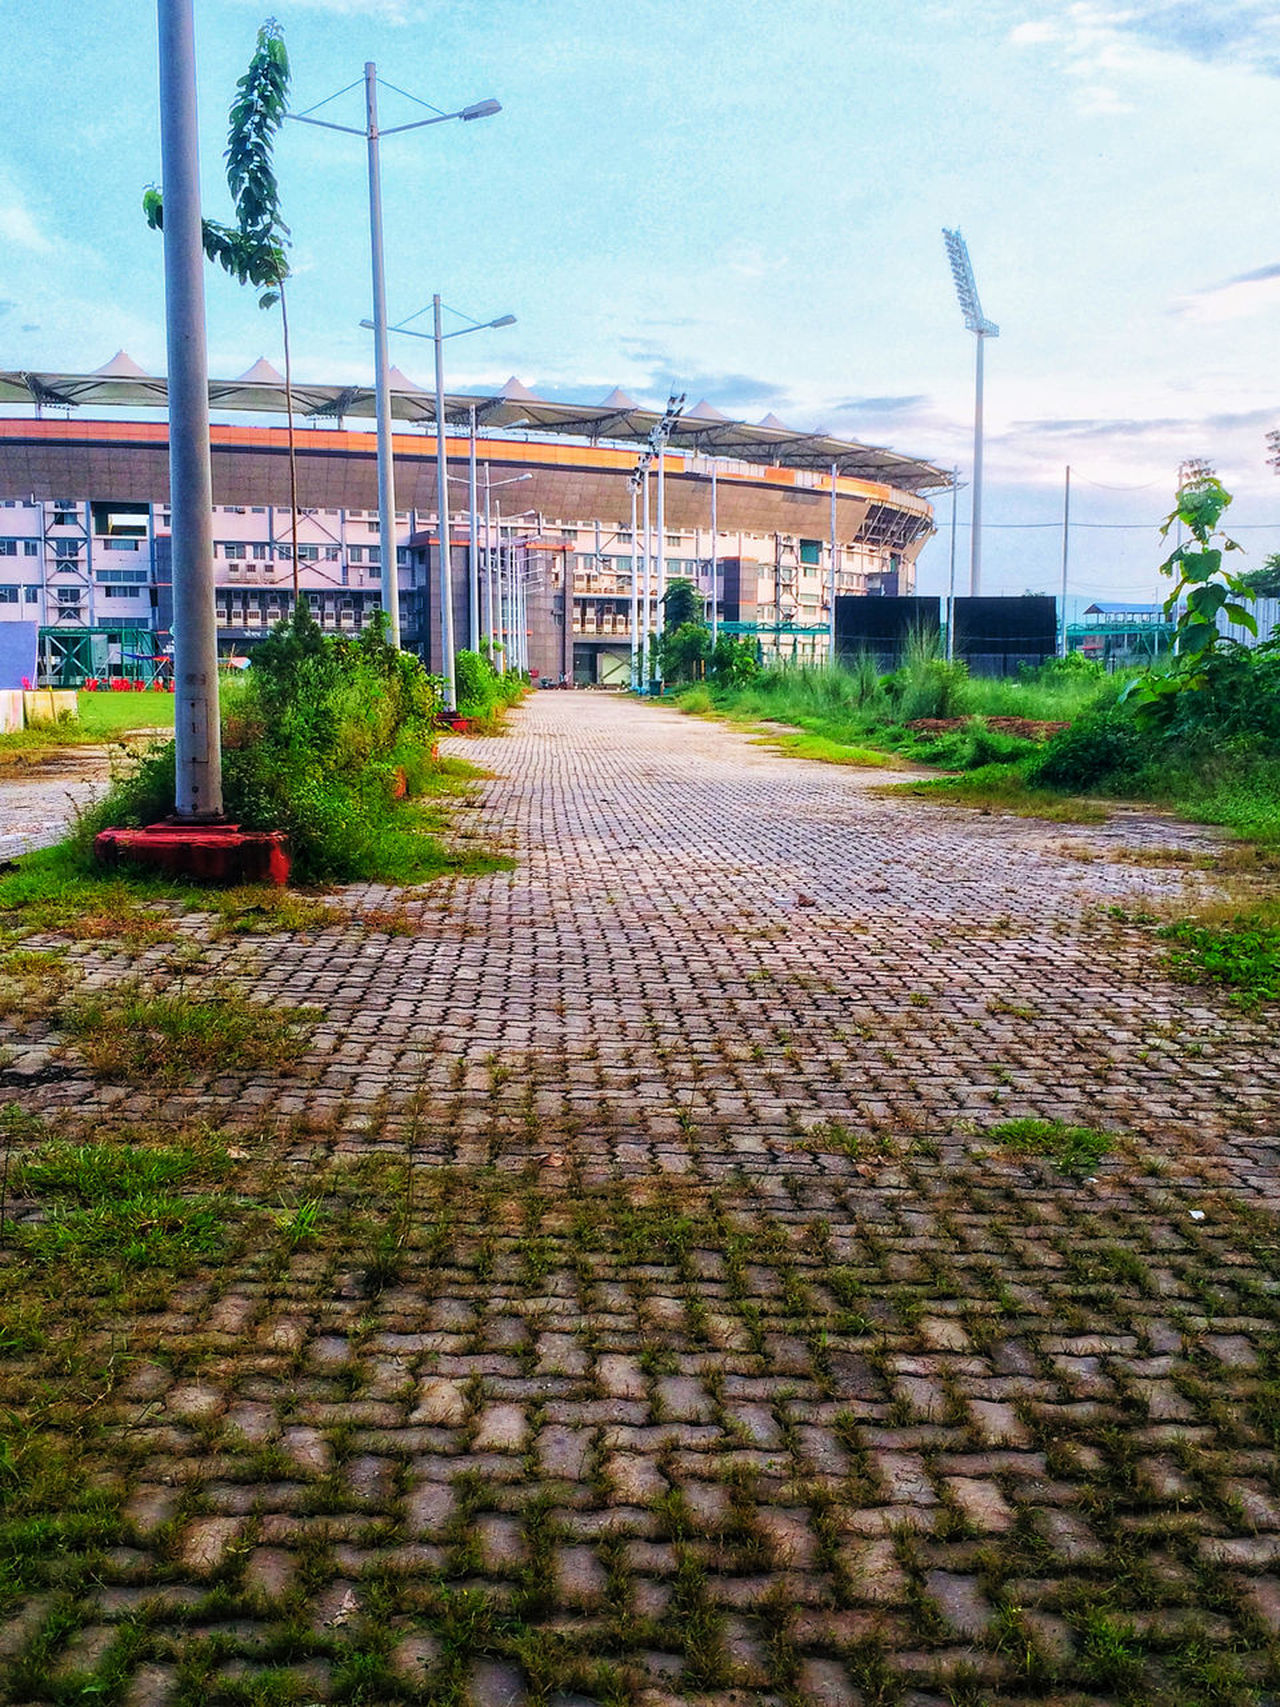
<box><xmin>1027</xmin><ymin>703</ymin><xmax>1149</xmax><ymax>791</ymax></box>
<box><xmin>81</xmin><ymin>603</ymin><xmax>448</xmax><ymax>882</ymax></box>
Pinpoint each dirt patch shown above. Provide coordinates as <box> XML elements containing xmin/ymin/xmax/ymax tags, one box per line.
<box><xmin>907</xmin><ymin>715</ymin><xmax>1069</xmax><ymax>740</ymax></box>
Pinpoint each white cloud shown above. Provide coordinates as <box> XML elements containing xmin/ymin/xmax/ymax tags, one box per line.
<box><xmin>0</xmin><ymin>195</ymin><xmax>52</xmax><ymax>253</ymax></box>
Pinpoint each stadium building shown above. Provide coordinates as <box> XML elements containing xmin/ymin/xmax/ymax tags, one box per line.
<box><xmin>0</xmin><ymin>355</ymin><xmax>949</xmax><ymax>686</ymax></box>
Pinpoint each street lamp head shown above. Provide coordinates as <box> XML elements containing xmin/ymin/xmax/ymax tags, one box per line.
<box><xmin>461</xmin><ymin>99</ymin><xmax>501</xmax><ymax>121</ymax></box>
<box><xmin>489</xmin><ymin>314</ymin><xmax>517</xmax><ymax>329</ymax></box>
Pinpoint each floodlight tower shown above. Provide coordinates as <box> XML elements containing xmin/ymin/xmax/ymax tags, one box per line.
<box><xmin>943</xmin><ymin>228</ymin><xmax>999</xmax><ymax>596</ymax></box>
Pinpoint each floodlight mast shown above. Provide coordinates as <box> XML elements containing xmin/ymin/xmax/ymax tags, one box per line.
<box><xmin>942</xmin><ymin>228</ymin><xmax>998</xmax><ymax>597</ymax></box>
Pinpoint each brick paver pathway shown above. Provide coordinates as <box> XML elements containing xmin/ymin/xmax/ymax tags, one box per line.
<box><xmin>3</xmin><ymin>692</ymin><xmax>1280</xmax><ymax>1707</ymax></box>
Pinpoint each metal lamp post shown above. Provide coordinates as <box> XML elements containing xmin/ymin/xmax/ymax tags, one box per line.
<box><xmin>157</xmin><ymin>0</ymin><xmax>222</xmax><ymax>820</ymax></box>
<box><xmin>290</xmin><ymin>77</ymin><xmax>500</xmax><ymax>649</ymax></box>
<box><xmin>942</xmin><ymin>228</ymin><xmax>999</xmax><ymax>597</ymax></box>
<box><xmin>360</xmin><ymin>306</ymin><xmax>513</xmax><ymax>706</ymax></box>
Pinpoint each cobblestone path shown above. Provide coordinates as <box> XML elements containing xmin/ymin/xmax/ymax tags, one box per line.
<box><xmin>3</xmin><ymin>692</ymin><xmax>1280</xmax><ymax>1707</ymax></box>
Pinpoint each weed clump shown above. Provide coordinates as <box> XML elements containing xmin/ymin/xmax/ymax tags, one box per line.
<box><xmin>61</xmin><ymin>982</ymin><xmax>317</xmax><ymax>1083</ymax></box>
<box><xmin>17</xmin><ymin>1140</ymin><xmax>232</xmax><ymax>1269</ymax></box>
<box><xmin>1159</xmin><ymin>910</ymin><xmax>1280</xmax><ymax>1008</ymax></box>
<box><xmin>987</xmin><ymin>1117</ymin><xmax>1115</xmax><ymax>1177</ymax></box>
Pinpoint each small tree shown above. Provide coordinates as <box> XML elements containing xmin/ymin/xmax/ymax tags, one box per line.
<box><xmin>662</xmin><ymin>578</ymin><xmax>704</xmax><ymax>631</ymax></box>
<box><xmin>1123</xmin><ymin>473</ymin><xmax>1255</xmax><ymax>717</ymax></box>
<box><xmin>709</xmin><ymin>632</ymin><xmax>759</xmax><ymax>685</ymax></box>
<box><xmin>144</xmin><ymin>20</ymin><xmax>302</xmax><ymax>595</ymax></box>
<box><xmin>658</xmin><ymin>620</ymin><xmax>711</xmax><ymax>685</ymax></box>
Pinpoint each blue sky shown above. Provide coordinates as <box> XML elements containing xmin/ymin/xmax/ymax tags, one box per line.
<box><xmin>2</xmin><ymin>0</ymin><xmax>1277</xmax><ymax>606</ymax></box>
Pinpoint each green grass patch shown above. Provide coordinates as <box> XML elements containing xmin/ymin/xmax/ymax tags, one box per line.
<box><xmin>879</xmin><ymin>764</ymin><xmax>1110</xmax><ymax>823</ymax></box>
<box><xmin>755</xmin><ymin>731</ymin><xmax>900</xmax><ymax>768</ymax></box>
<box><xmin>987</xmin><ymin>1117</ymin><xmax>1115</xmax><ymax>1177</ymax></box>
<box><xmin>1159</xmin><ymin>908</ymin><xmax>1280</xmax><ymax>1008</ymax></box>
<box><xmin>17</xmin><ymin>1139</ymin><xmax>233</xmax><ymax>1269</ymax></box>
<box><xmin>60</xmin><ymin>982</ymin><xmax>318</xmax><ymax>1084</ymax></box>
<box><xmin>0</xmin><ymin>690</ymin><xmax>174</xmax><ymax>765</ymax></box>
<box><xmin>0</xmin><ymin>845</ymin><xmax>181</xmax><ymax>946</ymax></box>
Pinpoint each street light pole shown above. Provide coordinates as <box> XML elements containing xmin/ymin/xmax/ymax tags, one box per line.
<box><xmin>363</xmin><ymin>304</ymin><xmax>514</xmax><ymax>696</ymax></box>
<box><xmin>828</xmin><ymin>460</ymin><xmax>838</xmax><ymax>666</ymax></box>
<box><xmin>709</xmin><ymin>462</ymin><xmax>718</xmax><ymax>650</ymax></box>
<box><xmin>430</xmin><ymin>295</ymin><xmax>457</xmax><ymax>706</ymax></box>
<box><xmin>942</xmin><ymin>228</ymin><xmax>999</xmax><ymax>598</ymax></box>
<box><xmin>468</xmin><ymin>404</ymin><xmax>478</xmax><ymax>651</ymax></box>
<box><xmin>157</xmin><ymin>0</ymin><xmax>222</xmax><ymax>820</ymax></box>
<box><xmin>289</xmin><ymin>79</ymin><xmax>500</xmax><ymax>650</ymax></box>
<box><xmin>629</xmin><ymin>477</ymin><xmax>639</xmax><ymax>687</ymax></box>
<box><xmin>363</xmin><ymin>65</ymin><xmax>401</xmax><ymax>647</ymax></box>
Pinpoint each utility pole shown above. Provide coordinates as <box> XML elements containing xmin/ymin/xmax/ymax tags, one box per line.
<box><xmin>158</xmin><ymin>0</ymin><xmax>222</xmax><ymax>820</ymax></box>
<box><xmin>709</xmin><ymin>462</ymin><xmax>718</xmax><ymax>649</ymax></box>
<box><xmin>467</xmin><ymin>405</ymin><xmax>478</xmax><ymax>651</ymax></box>
<box><xmin>828</xmin><ymin>460</ymin><xmax>838</xmax><ymax>665</ymax></box>
<box><xmin>946</xmin><ymin>466</ymin><xmax>959</xmax><ymax>662</ymax></box>
<box><xmin>1059</xmin><ymin>464</ymin><xmax>1071</xmax><ymax>658</ymax></box>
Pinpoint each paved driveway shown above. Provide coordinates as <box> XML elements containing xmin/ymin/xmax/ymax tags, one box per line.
<box><xmin>3</xmin><ymin>692</ymin><xmax>1279</xmax><ymax>1706</ymax></box>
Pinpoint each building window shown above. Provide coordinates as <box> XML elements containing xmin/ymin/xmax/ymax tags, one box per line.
<box><xmin>23</xmin><ymin>541</ymin><xmax>37</xmax><ymax>556</ymax></box>
<box><xmin>24</xmin><ymin>586</ymin><xmax>39</xmax><ymax>602</ymax></box>
<box><xmin>0</xmin><ymin>541</ymin><xmax>15</xmax><ymax>556</ymax></box>
<box><xmin>222</xmin><ymin>543</ymin><xmax>246</xmax><ymax>559</ymax></box>
<box><xmin>297</xmin><ymin>544</ymin><xmax>319</xmax><ymax>561</ymax></box>
<box><xmin>325</xmin><ymin>545</ymin><xmax>340</xmax><ymax>561</ymax></box>
<box><xmin>799</xmin><ymin>539</ymin><xmax>822</xmax><ymax>565</ymax></box>
<box><xmin>251</xmin><ymin>543</ymin><xmax>270</xmax><ymax>559</ymax></box>
<box><xmin>0</xmin><ymin>585</ymin><xmax>18</xmax><ymax>604</ymax></box>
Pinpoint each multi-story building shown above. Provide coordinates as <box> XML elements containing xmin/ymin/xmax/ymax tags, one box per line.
<box><xmin>0</xmin><ymin>364</ymin><xmax>947</xmax><ymax>686</ymax></box>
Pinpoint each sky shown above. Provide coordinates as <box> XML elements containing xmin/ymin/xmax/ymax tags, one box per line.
<box><xmin>1</xmin><ymin>0</ymin><xmax>1278</xmax><ymax>610</ymax></box>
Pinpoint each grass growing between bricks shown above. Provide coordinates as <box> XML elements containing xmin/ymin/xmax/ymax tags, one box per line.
<box><xmin>0</xmin><ymin>1101</ymin><xmax>1278</xmax><ymax>1703</ymax></box>
<box><xmin>985</xmin><ymin>1117</ymin><xmax>1116</xmax><ymax>1178</ymax></box>
<box><xmin>59</xmin><ymin>983</ymin><xmax>319</xmax><ymax>1085</ymax></box>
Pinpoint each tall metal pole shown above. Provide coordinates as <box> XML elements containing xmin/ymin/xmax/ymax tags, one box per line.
<box><xmin>158</xmin><ymin>0</ymin><xmax>222</xmax><ymax>820</ymax></box>
<box><xmin>709</xmin><ymin>463</ymin><xmax>718</xmax><ymax>650</ymax></box>
<box><xmin>431</xmin><ymin>294</ymin><xmax>456</xmax><ymax>707</ymax></box>
<box><xmin>641</xmin><ymin>468</ymin><xmax>652</xmax><ymax>690</ymax></box>
<box><xmin>970</xmin><ymin>330</ymin><xmax>986</xmax><ymax>597</ymax></box>
<box><xmin>655</xmin><ymin>446</ymin><xmax>667</xmax><ymax>690</ymax></box>
<box><xmin>467</xmin><ymin>405</ymin><xmax>478</xmax><ymax>651</ymax></box>
<box><xmin>1059</xmin><ymin>464</ymin><xmax>1071</xmax><ymax>659</ymax></box>
<box><xmin>483</xmin><ymin>465</ymin><xmax>494</xmax><ymax>662</ymax></box>
<box><xmin>629</xmin><ymin>480</ymin><xmax>639</xmax><ymax>687</ymax></box>
<box><xmin>494</xmin><ymin>500</ymin><xmax>504</xmax><ymax>673</ymax></box>
<box><xmin>828</xmin><ymin>460</ymin><xmax>838</xmax><ymax>666</ymax></box>
<box><xmin>365</xmin><ymin>64</ymin><xmax>401</xmax><ymax>648</ymax></box>
<box><xmin>946</xmin><ymin>465</ymin><xmax>959</xmax><ymax>662</ymax></box>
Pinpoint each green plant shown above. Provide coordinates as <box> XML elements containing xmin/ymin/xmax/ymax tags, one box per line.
<box><xmin>987</xmin><ymin>1117</ymin><xmax>1114</xmax><ymax>1177</ymax></box>
<box><xmin>1122</xmin><ymin>473</ymin><xmax>1254</xmax><ymax>719</ymax></box>
<box><xmin>1027</xmin><ymin>702</ymin><xmax>1149</xmax><ymax>791</ymax></box>
<box><xmin>1159</xmin><ymin>909</ymin><xmax>1280</xmax><ymax>1008</ymax></box>
<box><xmin>18</xmin><ymin>1140</ymin><xmax>232</xmax><ymax>1270</ymax></box>
<box><xmin>60</xmin><ymin>982</ymin><xmax>316</xmax><ymax>1083</ymax></box>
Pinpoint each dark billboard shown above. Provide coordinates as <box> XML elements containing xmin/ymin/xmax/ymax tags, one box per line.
<box><xmin>952</xmin><ymin>596</ymin><xmax>1057</xmax><ymax>676</ymax></box>
<box><xmin>834</xmin><ymin>595</ymin><xmax>940</xmax><ymax>668</ymax></box>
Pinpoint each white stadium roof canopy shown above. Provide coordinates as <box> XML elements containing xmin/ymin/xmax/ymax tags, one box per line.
<box><xmin>0</xmin><ymin>354</ymin><xmax>952</xmax><ymax>496</ymax></box>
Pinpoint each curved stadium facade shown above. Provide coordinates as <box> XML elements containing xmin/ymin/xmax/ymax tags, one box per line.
<box><xmin>0</xmin><ymin>361</ymin><xmax>948</xmax><ymax>685</ymax></box>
